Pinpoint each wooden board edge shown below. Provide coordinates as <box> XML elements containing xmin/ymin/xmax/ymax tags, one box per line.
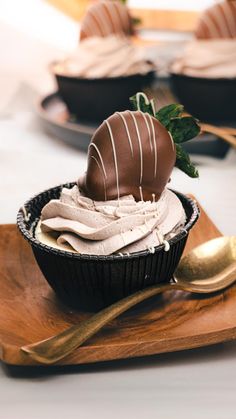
<box><xmin>2</xmin><ymin>327</ymin><xmax>236</xmax><ymax>366</ymax></box>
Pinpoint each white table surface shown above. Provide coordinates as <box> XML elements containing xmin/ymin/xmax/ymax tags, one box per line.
<box><xmin>1</xmin><ymin>16</ymin><xmax>236</xmax><ymax>419</ymax></box>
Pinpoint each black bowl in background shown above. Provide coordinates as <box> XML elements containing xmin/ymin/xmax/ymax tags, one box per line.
<box><xmin>170</xmin><ymin>72</ymin><xmax>236</xmax><ymax>123</ymax></box>
<box><xmin>17</xmin><ymin>183</ymin><xmax>199</xmax><ymax>311</ymax></box>
<box><xmin>52</xmin><ymin>66</ymin><xmax>155</xmax><ymax>123</ymax></box>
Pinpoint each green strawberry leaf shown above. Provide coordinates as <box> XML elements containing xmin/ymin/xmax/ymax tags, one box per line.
<box><xmin>130</xmin><ymin>92</ymin><xmax>155</xmax><ymax>116</ymax></box>
<box><xmin>129</xmin><ymin>92</ymin><xmax>200</xmax><ymax>178</ymax></box>
<box><xmin>132</xmin><ymin>17</ymin><xmax>142</xmax><ymax>26</ymax></box>
<box><xmin>155</xmin><ymin>104</ymin><xmax>184</xmax><ymax>128</ymax></box>
<box><xmin>175</xmin><ymin>144</ymin><xmax>199</xmax><ymax>178</ymax></box>
<box><xmin>167</xmin><ymin>116</ymin><xmax>200</xmax><ymax>144</ymax></box>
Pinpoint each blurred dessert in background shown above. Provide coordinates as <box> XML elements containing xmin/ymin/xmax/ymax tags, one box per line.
<box><xmin>52</xmin><ymin>0</ymin><xmax>154</xmax><ymax>121</ymax></box>
<box><xmin>54</xmin><ymin>0</ymin><xmax>152</xmax><ymax>79</ymax></box>
<box><xmin>80</xmin><ymin>0</ymin><xmax>134</xmax><ymax>40</ymax></box>
<box><xmin>53</xmin><ymin>35</ymin><xmax>154</xmax><ymax>78</ymax></box>
<box><xmin>171</xmin><ymin>0</ymin><xmax>236</xmax><ymax>79</ymax></box>
<box><xmin>171</xmin><ymin>39</ymin><xmax>236</xmax><ymax>79</ymax></box>
<box><xmin>170</xmin><ymin>1</ymin><xmax>236</xmax><ymax>122</ymax></box>
<box><xmin>195</xmin><ymin>0</ymin><xmax>236</xmax><ymax>39</ymax></box>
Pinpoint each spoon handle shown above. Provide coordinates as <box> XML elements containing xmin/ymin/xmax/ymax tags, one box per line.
<box><xmin>200</xmin><ymin>123</ymin><xmax>236</xmax><ymax>148</ymax></box>
<box><xmin>21</xmin><ymin>282</ymin><xmax>175</xmax><ymax>364</ymax></box>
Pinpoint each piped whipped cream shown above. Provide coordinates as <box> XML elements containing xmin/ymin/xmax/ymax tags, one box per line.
<box><xmin>36</xmin><ymin>185</ymin><xmax>186</xmax><ymax>256</ymax></box>
<box><xmin>53</xmin><ymin>35</ymin><xmax>154</xmax><ymax>78</ymax></box>
<box><xmin>171</xmin><ymin>39</ymin><xmax>236</xmax><ymax>78</ymax></box>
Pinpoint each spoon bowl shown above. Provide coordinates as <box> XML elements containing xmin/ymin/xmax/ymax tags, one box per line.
<box><xmin>21</xmin><ymin>236</ymin><xmax>236</xmax><ymax>364</ymax></box>
<box><xmin>175</xmin><ymin>236</ymin><xmax>236</xmax><ymax>292</ymax></box>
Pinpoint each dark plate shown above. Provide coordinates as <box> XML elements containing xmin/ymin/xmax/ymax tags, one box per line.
<box><xmin>170</xmin><ymin>72</ymin><xmax>236</xmax><ymax>123</ymax></box>
<box><xmin>37</xmin><ymin>93</ymin><xmax>97</xmax><ymax>151</ymax></box>
<box><xmin>37</xmin><ymin>91</ymin><xmax>230</xmax><ymax>158</ymax></box>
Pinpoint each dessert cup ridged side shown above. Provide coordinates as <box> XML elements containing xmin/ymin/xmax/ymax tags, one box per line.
<box><xmin>17</xmin><ymin>182</ymin><xmax>199</xmax><ymax>311</ymax></box>
<box><xmin>54</xmin><ymin>71</ymin><xmax>155</xmax><ymax>122</ymax></box>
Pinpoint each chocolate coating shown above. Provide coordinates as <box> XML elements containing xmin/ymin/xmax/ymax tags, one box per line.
<box><xmin>195</xmin><ymin>1</ymin><xmax>236</xmax><ymax>39</ymax></box>
<box><xmin>79</xmin><ymin>111</ymin><xmax>176</xmax><ymax>202</ymax></box>
<box><xmin>80</xmin><ymin>0</ymin><xmax>133</xmax><ymax>41</ymax></box>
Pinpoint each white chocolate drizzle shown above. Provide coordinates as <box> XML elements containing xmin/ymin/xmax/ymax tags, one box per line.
<box><xmin>224</xmin><ymin>2</ymin><xmax>236</xmax><ymax>37</ymax></box>
<box><xmin>116</xmin><ymin>112</ymin><xmax>134</xmax><ymax>156</ymax></box>
<box><xmin>168</xmin><ymin>131</ymin><xmax>175</xmax><ymax>151</ymax></box>
<box><xmin>82</xmin><ymin>1</ymin><xmax>132</xmax><ymax>39</ymax></box>
<box><xmin>150</xmin><ymin>99</ymin><xmax>156</xmax><ymax>115</ymax></box>
<box><xmin>163</xmin><ymin>240</ymin><xmax>170</xmax><ymax>252</ymax></box>
<box><xmin>139</xmin><ymin>186</ymin><xmax>144</xmax><ymax>201</ymax></box>
<box><xmin>115</xmin><ymin>0</ymin><xmax>130</xmax><ymax>31</ymax></box>
<box><xmin>89</xmin><ymin>11</ymin><xmax>106</xmax><ymax>36</ymax></box>
<box><xmin>147</xmin><ymin>113</ymin><xmax>157</xmax><ymax>178</ymax></box>
<box><xmin>201</xmin><ymin>13</ymin><xmax>219</xmax><ymax>38</ymax></box>
<box><xmin>135</xmin><ymin>92</ymin><xmax>156</xmax><ymax>116</ymax></box>
<box><xmin>204</xmin><ymin>2</ymin><xmax>236</xmax><ymax>39</ymax></box>
<box><xmin>95</xmin><ymin>5</ymin><xmax>114</xmax><ymax>35</ymax></box>
<box><xmin>89</xmin><ymin>143</ymin><xmax>107</xmax><ymax>179</ymax></box>
<box><xmin>142</xmin><ymin>112</ymin><xmax>153</xmax><ymax>151</ymax></box>
<box><xmin>110</xmin><ymin>2</ymin><xmax>124</xmax><ymax>32</ymax></box>
<box><xmin>129</xmin><ymin>111</ymin><xmax>143</xmax><ymax>185</ymax></box>
<box><xmin>136</xmin><ymin>92</ymin><xmax>150</xmax><ymax>111</ymax></box>
<box><xmin>212</xmin><ymin>7</ymin><xmax>228</xmax><ymax>38</ymax></box>
<box><xmin>105</xmin><ymin>119</ymin><xmax>120</xmax><ymax>199</ymax></box>
<box><xmin>155</xmin><ymin>228</ymin><xmax>170</xmax><ymax>252</ymax></box>
<box><xmin>81</xmin><ymin>18</ymin><xmax>98</xmax><ymax>38</ymax></box>
<box><xmin>91</xmin><ymin>156</ymin><xmax>107</xmax><ymax>201</ymax></box>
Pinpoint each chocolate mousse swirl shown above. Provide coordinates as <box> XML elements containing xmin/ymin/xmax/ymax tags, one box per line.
<box><xmin>53</xmin><ymin>36</ymin><xmax>153</xmax><ymax>79</ymax></box>
<box><xmin>79</xmin><ymin>111</ymin><xmax>176</xmax><ymax>202</ymax></box>
<box><xmin>39</xmin><ymin>186</ymin><xmax>186</xmax><ymax>256</ymax></box>
<box><xmin>171</xmin><ymin>39</ymin><xmax>236</xmax><ymax>78</ymax></box>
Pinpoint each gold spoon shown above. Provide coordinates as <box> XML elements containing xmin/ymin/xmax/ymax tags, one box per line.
<box><xmin>200</xmin><ymin>123</ymin><xmax>236</xmax><ymax>148</ymax></box>
<box><xmin>21</xmin><ymin>236</ymin><xmax>236</xmax><ymax>365</ymax></box>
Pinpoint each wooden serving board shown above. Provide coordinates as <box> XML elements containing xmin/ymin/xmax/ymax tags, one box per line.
<box><xmin>1</xmin><ymin>199</ymin><xmax>236</xmax><ymax>366</ymax></box>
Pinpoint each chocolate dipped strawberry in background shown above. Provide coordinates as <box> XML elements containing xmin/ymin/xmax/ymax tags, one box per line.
<box><xmin>172</xmin><ymin>1</ymin><xmax>236</xmax><ymax>79</ymax></box>
<box><xmin>170</xmin><ymin>1</ymin><xmax>236</xmax><ymax>122</ymax></box>
<box><xmin>80</xmin><ymin>0</ymin><xmax>134</xmax><ymax>41</ymax></box>
<box><xmin>51</xmin><ymin>0</ymin><xmax>154</xmax><ymax>122</ymax></box>
<box><xmin>195</xmin><ymin>0</ymin><xmax>236</xmax><ymax>39</ymax></box>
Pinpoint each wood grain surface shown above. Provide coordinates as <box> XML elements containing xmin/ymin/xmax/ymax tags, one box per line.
<box><xmin>1</xmin><ymin>200</ymin><xmax>236</xmax><ymax>366</ymax></box>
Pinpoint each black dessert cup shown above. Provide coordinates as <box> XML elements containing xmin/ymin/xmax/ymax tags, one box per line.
<box><xmin>17</xmin><ymin>182</ymin><xmax>199</xmax><ymax>311</ymax></box>
<box><xmin>170</xmin><ymin>72</ymin><xmax>236</xmax><ymax>123</ymax></box>
<box><xmin>52</xmin><ymin>63</ymin><xmax>155</xmax><ymax>122</ymax></box>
